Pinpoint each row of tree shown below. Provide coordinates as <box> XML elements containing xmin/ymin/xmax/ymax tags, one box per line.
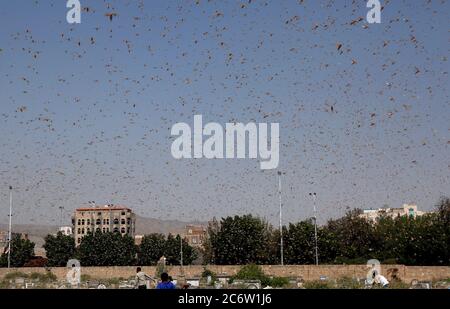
<box><xmin>1</xmin><ymin>198</ymin><xmax>448</xmax><ymax>267</ymax></box>
<box><xmin>0</xmin><ymin>232</ymin><xmax>198</xmax><ymax>267</ymax></box>
<box><xmin>203</xmin><ymin>198</ymin><xmax>450</xmax><ymax>266</ymax></box>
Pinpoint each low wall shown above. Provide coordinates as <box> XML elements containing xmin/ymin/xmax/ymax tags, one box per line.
<box><xmin>0</xmin><ymin>265</ymin><xmax>449</xmax><ymax>283</ymax></box>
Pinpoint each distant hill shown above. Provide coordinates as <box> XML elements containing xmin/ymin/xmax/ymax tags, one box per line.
<box><xmin>134</xmin><ymin>215</ymin><xmax>207</xmax><ymax>235</ymax></box>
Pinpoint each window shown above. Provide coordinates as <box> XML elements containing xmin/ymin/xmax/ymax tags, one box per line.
<box><xmin>87</xmin><ymin>228</ymin><xmax>90</xmax><ymax>233</ymax></box>
<box><xmin>81</xmin><ymin>228</ymin><xmax>84</xmax><ymax>234</ymax></box>
<box><xmin>96</xmin><ymin>219</ymin><xmax>101</xmax><ymax>225</ymax></box>
<box><xmin>97</xmin><ymin>212</ymin><xmax>101</xmax><ymax>216</ymax></box>
<box><xmin>121</xmin><ymin>227</ymin><xmax>126</xmax><ymax>234</ymax></box>
<box><xmin>77</xmin><ymin>219</ymin><xmax>81</xmax><ymax>225</ymax></box>
<box><xmin>87</xmin><ymin>219</ymin><xmax>90</xmax><ymax>225</ymax></box>
<box><xmin>121</xmin><ymin>211</ymin><xmax>125</xmax><ymax>216</ymax></box>
<box><xmin>77</xmin><ymin>228</ymin><xmax>81</xmax><ymax>234</ymax></box>
<box><xmin>121</xmin><ymin>219</ymin><xmax>126</xmax><ymax>225</ymax></box>
<box><xmin>96</xmin><ymin>228</ymin><xmax>101</xmax><ymax>233</ymax></box>
<box><xmin>106</xmin><ymin>219</ymin><xmax>109</xmax><ymax>225</ymax></box>
<box><xmin>81</xmin><ymin>219</ymin><xmax>85</xmax><ymax>225</ymax></box>
<box><xmin>113</xmin><ymin>227</ymin><xmax>119</xmax><ymax>233</ymax></box>
<box><xmin>127</xmin><ymin>218</ymin><xmax>131</xmax><ymax>225</ymax></box>
<box><xmin>102</xmin><ymin>227</ymin><xmax>106</xmax><ymax>233</ymax></box>
<box><xmin>127</xmin><ymin>227</ymin><xmax>130</xmax><ymax>233</ymax></box>
<box><xmin>106</xmin><ymin>227</ymin><xmax>109</xmax><ymax>232</ymax></box>
<box><xmin>77</xmin><ymin>238</ymin><xmax>81</xmax><ymax>244</ymax></box>
<box><xmin>114</xmin><ymin>218</ymin><xmax>119</xmax><ymax>224</ymax></box>
<box><xmin>103</xmin><ymin>219</ymin><xmax>107</xmax><ymax>225</ymax></box>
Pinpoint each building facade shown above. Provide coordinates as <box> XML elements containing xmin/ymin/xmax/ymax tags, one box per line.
<box><xmin>58</xmin><ymin>226</ymin><xmax>73</xmax><ymax>236</ymax></box>
<box><xmin>360</xmin><ymin>204</ymin><xmax>425</xmax><ymax>222</ymax></box>
<box><xmin>72</xmin><ymin>204</ymin><xmax>136</xmax><ymax>246</ymax></box>
<box><xmin>183</xmin><ymin>224</ymin><xmax>206</xmax><ymax>248</ymax></box>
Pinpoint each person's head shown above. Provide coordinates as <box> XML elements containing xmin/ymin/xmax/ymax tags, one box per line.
<box><xmin>136</xmin><ymin>267</ymin><xmax>141</xmax><ymax>273</ymax></box>
<box><xmin>160</xmin><ymin>272</ymin><xmax>169</xmax><ymax>282</ymax></box>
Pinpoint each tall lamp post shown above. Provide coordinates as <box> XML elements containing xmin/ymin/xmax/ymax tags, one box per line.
<box><xmin>180</xmin><ymin>235</ymin><xmax>183</xmax><ymax>268</ymax></box>
<box><xmin>58</xmin><ymin>206</ymin><xmax>64</xmax><ymax>227</ymax></box>
<box><xmin>180</xmin><ymin>235</ymin><xmax>184</xmax><ymax>274</ymax></box>
<box><xmin>278</xmin><ymin>171</ymin><xmax>284</xmax><ymax>266</ymax></box>
<box><xmin>7</xmin><ymin>186</ymin><xmax>13</xmax><ymax>269</ymax></box>
<box><xmin>309</xmin><ymin>192</ymin><xmax>319</xmax><ymax>266</ymax></box>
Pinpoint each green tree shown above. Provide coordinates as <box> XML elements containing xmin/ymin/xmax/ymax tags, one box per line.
<box><xmin>77</xmin><ymin>232</ymin><xmax>136</xmax><ymax>266</ymax></box>
<box><xmin>202</xmin><ymin>217</ymin><xmax>220</xmax><ymax>264</ymax></box>
<box><xmin>325</xmin><ymin>209</ymin><xmax>377</xmax><ymax>264</ymax></box>
<box><xmin>164</xmin><ymin>234</ymin><xmax>197</xmax><ymax>265</ymax></box>
<box><xmin>431</xmin><ymin>197</ymin><xmax>450</xmax><ymax>265</ymax></box>
<box><xmin>43</xmin><ymin>232</ymin><xmax>76</xmax><ymax>266</ymax></box>
<box><xmin>0</xmin><ymin>235</ymin><xmax>35</xmax><ymax>267</ymax></box>
<box><xmin>138</xmin><ymin>233</ymin><xmax>166</xmax><ymax>265</ymax></box>
<box><xmin>205</xmin><ymin>214</ymin><xmax>273</xmax><ymax>264</ymax></box>
<box><xmin>284</xmin><ymin>220</ymin><xmax>317</xmax><ymax>264</ymax></box>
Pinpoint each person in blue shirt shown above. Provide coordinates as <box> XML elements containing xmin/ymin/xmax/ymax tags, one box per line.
<box><xmin>156</xmin><ymin>272</ymin><xmax>176</xmax><ymax>289</ymax></box>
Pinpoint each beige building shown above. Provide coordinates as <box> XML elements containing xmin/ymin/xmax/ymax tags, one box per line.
<box><xmin>360</xmin><ymin>204</ymin><xmax>426</xmax><ymax>222</ymax></box>
<box><xmin>184</xmin><ymin>224</ymin><xmax>206</xmax><ymax>248</ymax></box>
<box><xmin>72</xmin><ymin>204</ymin><xmax>136</xmax><ymax>246</ymax></box>
<box><xmin>134</xmin><ymin>234</ymin><xmax>144</xmax><ymax>246</ymax></box>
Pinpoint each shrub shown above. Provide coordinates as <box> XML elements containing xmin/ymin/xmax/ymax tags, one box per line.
<box><xmin>80</xmin><ymin>274</ymin><xmax>92</xmax><ymax>282</ymax></box>
<box><xmin>335</xmin><ymin>277</ymin><xmax>364</xmax><ymax>289</ymax></box>
<box><xmin>304</xmin><ymin>280</ymin><xmax>333</xmax><ymax>289</ymax></box>
<box><xmin>386</xmin><ymin>280</ymin><xmax>410</xmax><ymax>289</ymax></box>
<box><xmin>268</xmin><ymin>276</ymin><xmax>290</xmax><ymax>287</ymax></box>
<box><xmin>230</xmin><ymin>264</ymin><xmax>289</xmax><ymax>287</ymax></box>
<box><xmin>231</xmin><ymin>264</ymin><xmax>269</xmax><ymax>285</ymax></box>
<box><xmin>102</xmin><ymin>277</ymin><xmax>121</xmax><ymax>286</ymax></box>
<box><xmin>30</xmin><ymin>271</ymin><xmax>57</xmax><ymax>282</ymax></box>
<box><xmin>4</xmin><ymin>271</ymin><xmax>29</xmax><ymax>280</ymax></box>
<box><xmin>201</xmin><ymin>268</ymin><xmax>217</xmax><ymax>285</ymax></box>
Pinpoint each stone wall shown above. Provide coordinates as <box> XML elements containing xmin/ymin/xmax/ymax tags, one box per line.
<box><xmin>0</xmin><ymin>265</ymin><xmax>448</xmax><ymax>283</ymax></box>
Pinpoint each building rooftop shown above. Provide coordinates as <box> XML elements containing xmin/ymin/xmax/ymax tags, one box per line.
<box><xmin>75</xmin><ymin>204</ymin><xmax>132</xmax><ymax>212</ymax></box>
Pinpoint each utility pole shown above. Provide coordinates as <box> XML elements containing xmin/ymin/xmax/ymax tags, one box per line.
<box><xmin>7</xmin><ymin>186</ymin><xmax>13</xmax><ymax>269</ymax></box>
<box><xmin>309</xmin><ymin>192</ymin><xmax>319</xmax><ymax>266</ymax></box>
<box><xmin>180</xmin><ymin>235</ymin><xmax>184</xmax><ymax>274</ymax></box>
<box><xmin>58</xmin><ymin>206</ymin><xmax>64</xmax><ymax>227</ymax></box>
<box><xmin>278</xmin><ymin>171</ymin><xmax>284</xmax><ymax>266</ymax></box>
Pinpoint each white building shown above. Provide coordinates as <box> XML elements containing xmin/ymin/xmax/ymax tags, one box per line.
<box><xmin>58</xmin><ymin>226</ymin><xmax>73</xmax><ymax>236</ymax></box>
<box><xmin>359</xmin><ymin>204</ymin><xmax>426</xmax><ymax>222</ymax></box>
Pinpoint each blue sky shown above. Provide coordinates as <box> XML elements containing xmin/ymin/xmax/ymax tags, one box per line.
<box><xmin>0</xmin><ymin>0</ymin><xmax>449</xmax><ymax>225</ymax></box>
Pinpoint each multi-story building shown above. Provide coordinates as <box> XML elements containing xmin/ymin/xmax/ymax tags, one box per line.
<box><xmin>183</xmin><ymin>224</ymin><xmax>206</xmax><ymax>248</ymax></box>
<box><xmin>359</xmin><ymin>203</ymin><xmax>426</xmax><ymax>222</ymax></box>
<box><xmin>72</xmin><ymin>204</ymin><xmax>136</xmax><ymax>246</ymax></box>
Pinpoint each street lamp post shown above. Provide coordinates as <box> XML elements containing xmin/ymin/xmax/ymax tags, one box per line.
<box><xmin>180</xmin><ymin>236</ymin><xmax>183</xmax><ymax>267</ymax></box>
<box><xmin>59</xmin><ymin>206</ymin><xmax>64</xmax><ymax>227</ymax></box>
<box><xmin>278</xmin><ymin>171</ymin><xmax>284</xmax><ymax>266</ymax></box>
<box><xmin>180</xmin><ymin>235</ymin><xmax>184</xmax><ymax>275</ymax></box>
<box><xmin>309</xmin><ymin>192</ymin><xmax>319</xmax><ymax>266</ymax></box>
<box><xmin>7</xmin><ymin>186</ymin><xmax>13</xmax><ymax>269</ymax></box>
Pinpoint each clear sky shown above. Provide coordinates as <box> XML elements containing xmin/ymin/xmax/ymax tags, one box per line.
<box><xmin>0</xmin><ymin>0</ymin><xmax>448</xmax><ymax>226</ymax></box>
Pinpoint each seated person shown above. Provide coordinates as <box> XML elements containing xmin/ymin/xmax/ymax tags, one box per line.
<box><xmin>156</xmin><ymin>272</ymin><xmax>176</xmax><ymax>289</ymax></box>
